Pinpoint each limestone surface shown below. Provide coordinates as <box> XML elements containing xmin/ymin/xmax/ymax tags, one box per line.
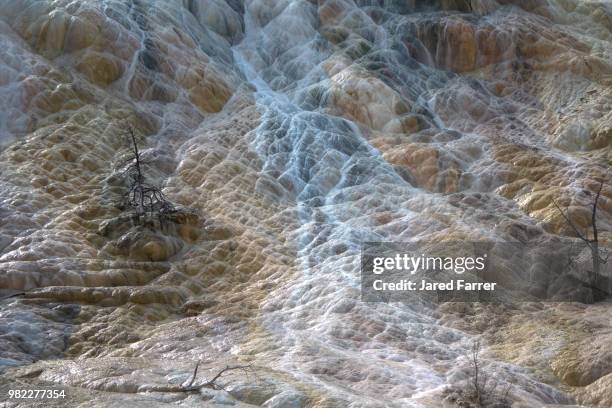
<box><xmin>0</xmin><ymin>0</ymin><xmax>611</xmax><ymax>407</ymax></box>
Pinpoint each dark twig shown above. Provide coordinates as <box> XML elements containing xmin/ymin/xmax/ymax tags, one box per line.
<box><xmin>186</xmin><ymin>361</ymin><xmax>200</xmax><ymax>389</ymax></box>
<box><xmin>128</xmin><ymin>128</ymin><xmax>143</xmax><ymax>184</ymax></box>
<box><xmin>0</xmin><ymin>292</ymin><xmax>26</xmax><ymax>300</ymax></box>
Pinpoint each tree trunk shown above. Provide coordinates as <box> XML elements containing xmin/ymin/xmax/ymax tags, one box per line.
<box><xmin>591</xmin><ymin>242</ymin><xmax>600</xmax><ymax>283</ymax></box>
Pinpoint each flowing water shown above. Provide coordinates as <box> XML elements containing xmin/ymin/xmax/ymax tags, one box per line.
<box><xmin>0</xmin><ymin>0</ymin><xmax>611</xmax><ymax>407</ymax></box>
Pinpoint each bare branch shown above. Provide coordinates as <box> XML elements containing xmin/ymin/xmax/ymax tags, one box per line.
<box><xmin>127</xmin><ymin>128</ymin><xmax>143</xmax><ymax>183</ymax></box>
<box><xmin>0</xmin><ymin>291</ymin><xmax>25</xmax><ymax>300</ymax></box>
<box><xmin>138</xmin><ymin>363</ymin><xmax>252</xmax><ymax>394</ymax></box>
<box><xmin>551</xmin><ymin>198</ymin><xmax>592</xmax><ymax>248</ymax></box>
<box><xmin>198</xmin><ymin>365</ymin><xmax>252</xmax><ymax>391</ymax></box>
<box><xmin>186</xmin><ymin>361</ymin><xmax>200</xmax><ymax>389</ymax></box>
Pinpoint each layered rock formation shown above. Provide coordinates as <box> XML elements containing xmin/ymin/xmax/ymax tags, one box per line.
<box><xmin>0</xmin><ymin>0</ymin><xmax>611</xmax><ymax>406</ymax></box>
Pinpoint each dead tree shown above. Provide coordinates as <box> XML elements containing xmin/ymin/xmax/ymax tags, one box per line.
<box><xmin>467</xmin><ymin>341</ymin><xmax>511</xmax><ymax>408</ymax></box>
<box><xmin>470</xmin><ymin>340</ymin><xmax>483</xmax><ymax>406</ymax></box>
<box><xmin>552</xmin><ymin>179</ymin><xmax>609</xmax><ymax>296</ymax></box>
<box><xmin>140</xmin><ymin>363</ymin><xmax>252</xmax><ymax>393</ymax></box>
<box><xmin>182</xmin><ymin>363</ymin><xmax>251</xmax><ymax>391</ymax></box>
<box><xmin>123</xmin><ymin>128</ymin><xmax>177</xmax><ymax>225</ymax></box>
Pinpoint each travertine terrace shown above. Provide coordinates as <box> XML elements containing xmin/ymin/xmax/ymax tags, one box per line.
<box><xmin>0</xmin><ymin>1</ymin><xmax>611</xmax><ymax>407</ymax></box>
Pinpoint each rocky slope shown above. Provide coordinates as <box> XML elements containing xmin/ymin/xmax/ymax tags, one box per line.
<box><xmin>0</xmin><ymin>0</ymin><xmax>611</xmax><ymax>406</ymax></box>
